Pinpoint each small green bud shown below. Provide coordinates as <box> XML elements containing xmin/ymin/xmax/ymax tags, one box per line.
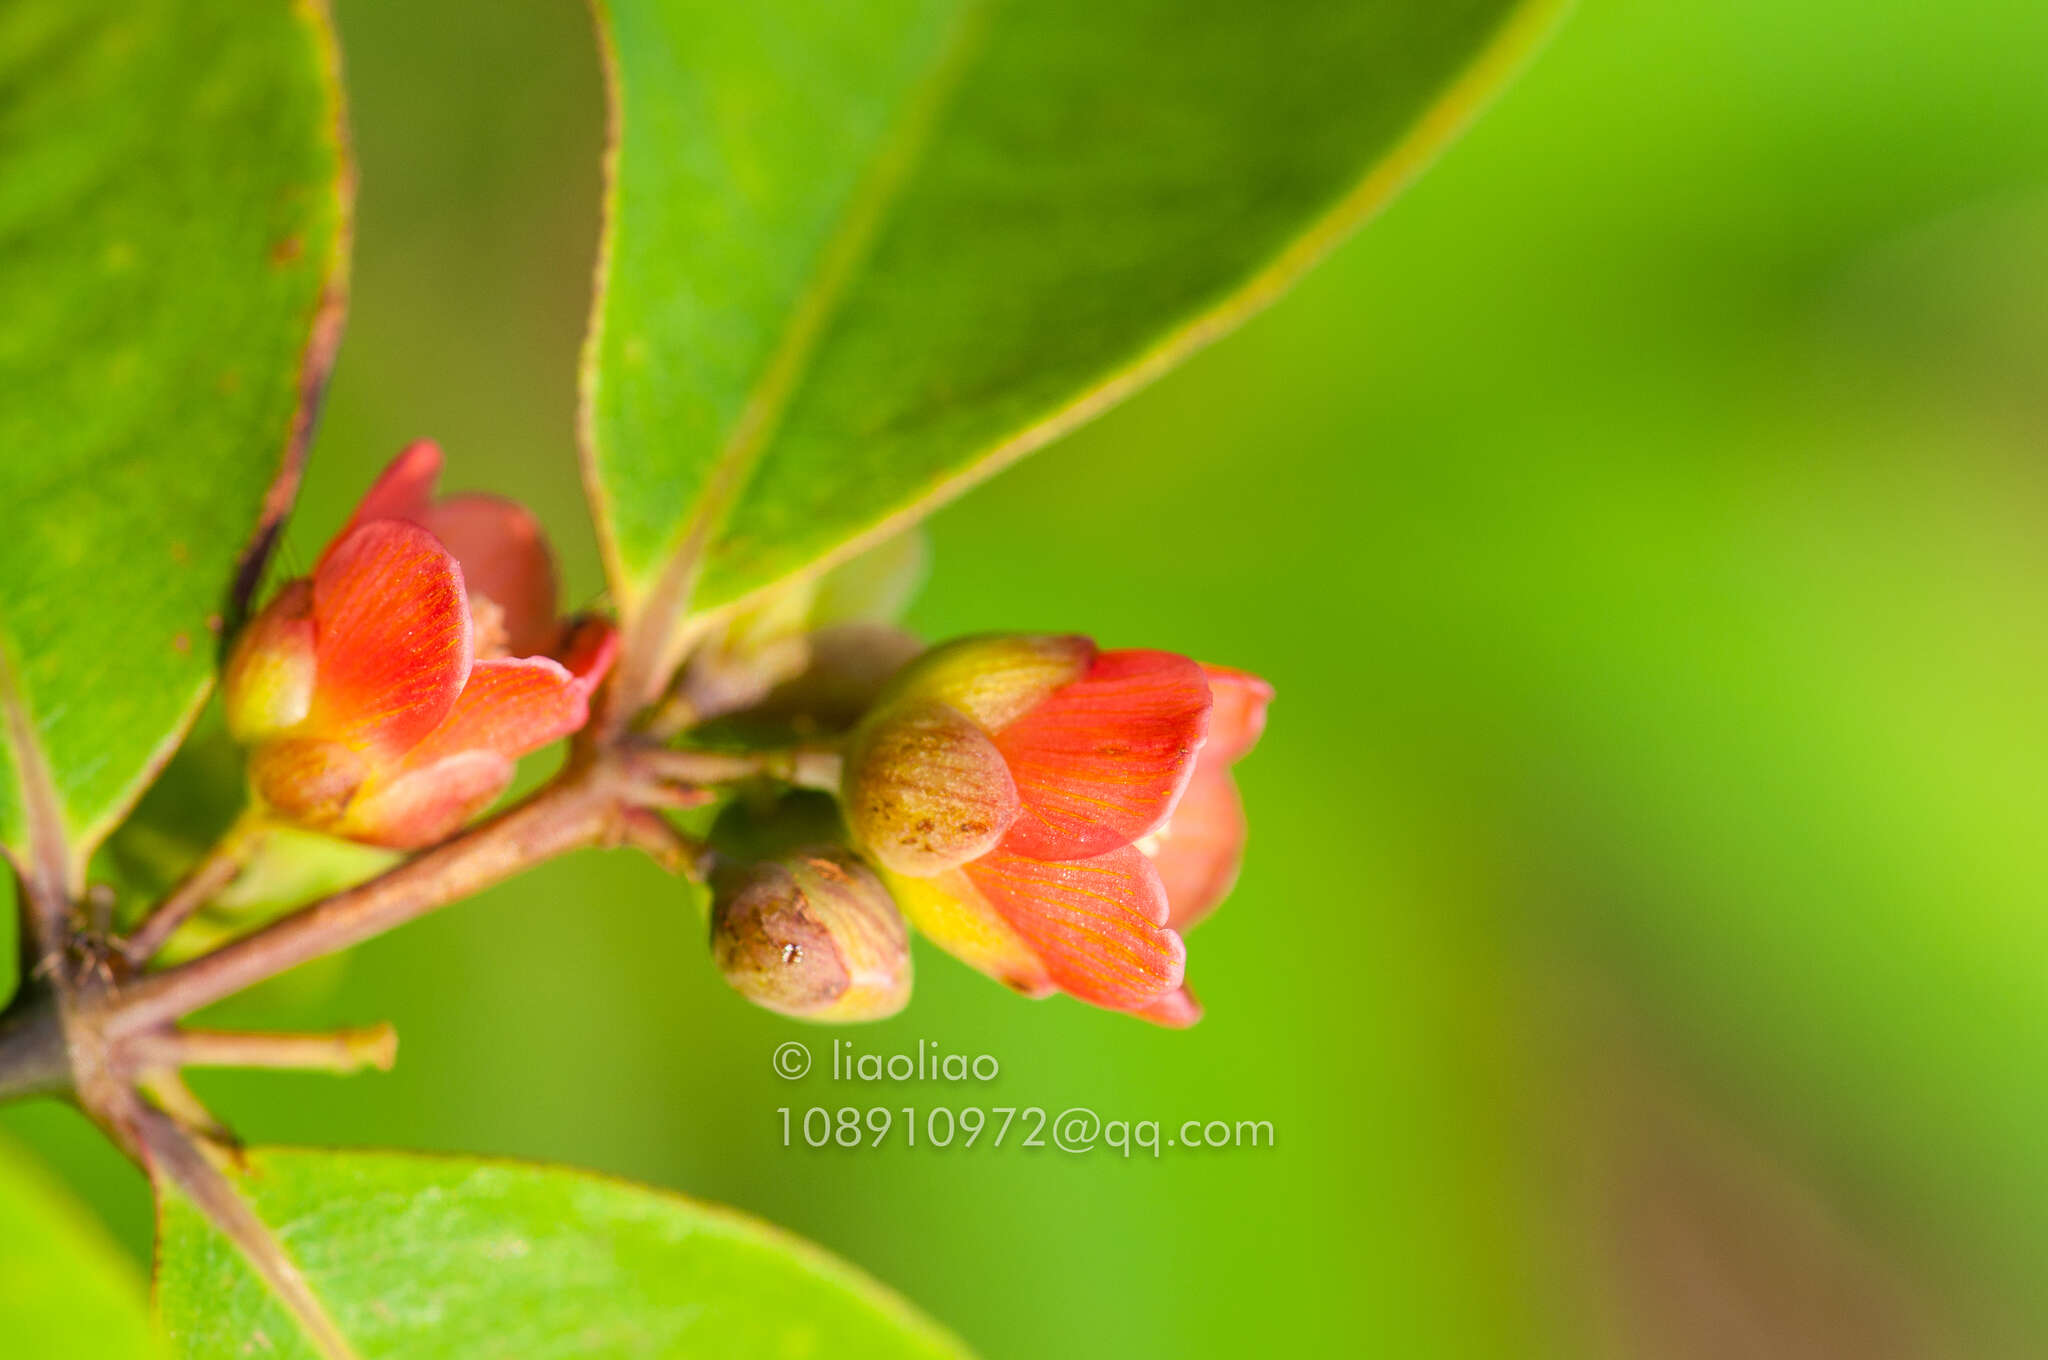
<box><xmin>710</xmin><ymin>848</ymin><xmax>912</xmax><ymax>1022</ymax></box>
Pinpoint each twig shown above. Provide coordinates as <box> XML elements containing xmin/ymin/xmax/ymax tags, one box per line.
<box><xmin>614</xmin><ymin>808</ymin><xmax>712</xmax><ymax>878</ymax></box>
<box><xmin>107</xmin><ymin>767</ymin><xmax>623</xmax><ymax>1040</ymax></box>
<box><xmin>631</xmin><ymin>747</ymin><xmax>789</xmax><ymax>784</ymax></box>
<box><xmin>134</xmin><ymin>1068</ymin><xmax>237</xmax><ymax>1146</ymax></box>
<box><xmin>135</xmin><ymin>1024</ymin><xmax>398</xmax><ymax>1076</ymax></box>
<box><xmin>634</xmin><ymin>744</ymin><xmax>843</xmax><ymax>791</ymax></box>
<box><xmin>786</xmin><ymin>746</ymin><xmax>843</xmax><ymax>792</ymax></box>
<box><xmin>124</xmin><ymin>810</ymin><xmax>268</xmax><ymax>965</ymax></box>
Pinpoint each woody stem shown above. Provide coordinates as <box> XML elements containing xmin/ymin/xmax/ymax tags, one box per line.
<box><xmin>105</xmin><ymin>761</ymin><xmax>627</xmax><ymax>1041</ymax></box>
<box><xmin>0</xmin><ymin>734</ymin><xmax>747</xmax><ymax>1104</ymax></box>
<box><xmin>0</xmin><ymin>993</ymin><xmax>67</xmax><ymax>1101</ymax></box>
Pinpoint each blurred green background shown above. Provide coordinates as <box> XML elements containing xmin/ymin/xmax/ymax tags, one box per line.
<box><xmin>12</xmin><ymin>0</ymin><xmax>2048</xmax><ymax>1354</ymax></box>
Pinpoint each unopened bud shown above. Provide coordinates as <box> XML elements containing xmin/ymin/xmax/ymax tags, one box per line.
<box><xmin>222</xmin><ymin>579</ymin><xmax>317</xmax><ymax>741</ymax></box>
<box><xmin>710</xmin><ymin>849</ymin><xmax>911</xmax><ymax>1022</ymax></box>
<box><xmin>843</xmin><ymin>698</ymin><xmax>1020</xmax><ymax>877</ymax></box>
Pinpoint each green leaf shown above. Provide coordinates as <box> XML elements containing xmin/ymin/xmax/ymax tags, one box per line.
<box><xmin>0</xmin><ymin>3</ymin><xmax>349</xmax><ymax>899</ymax></box>
<box><xmin>0</xmin><ymin>1132</ymin><xmax>163</xmax><ymax>1358</ymax></box>
<box><xmin>583</xmin><ymin>0</ymin><xmax>1559</xmax><ymax>630</ymax></box>
<box><xmin>156</xmin><ymin>1148</ymin><xmax>972</xmax><ymax>1359</ymax></box>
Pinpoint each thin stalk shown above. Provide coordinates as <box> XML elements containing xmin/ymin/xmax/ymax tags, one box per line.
<box><xmin>786</xmin><ymin>746</ymin><xmax>843</xmax><ymax>792</ymax></box>
<box><xmin>615</xmin><ymin>807</ymin><xmax>711</xmax><ymax>878</ymax></box>
<box><xmin>124</xmin><ymin>809</ymin><xmax>268</xmax><ymax>964</ymax></box>
<box><xmin>108</xmin><ymin>769</ymin><xmax>622</xmax><ymax>1039</ymax></box>
<box><xmin>136</xmin><ymin>1024</ymin><xmax>398</xmax><ymax>1075</ymax></box>
<box><xmin>634</xmin><ymin>744</ymin><xmax>843</xmax><ymax>791</ymax></box>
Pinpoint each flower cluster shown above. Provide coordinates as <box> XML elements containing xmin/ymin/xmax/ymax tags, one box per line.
<box><xmin>225</xmin><ymin>449</ymin><xmax>1268</xmax><ymax>1025</ymax></box>
<box><xmin>224</xmin><ymin>443</ymin><xmax>615</xmax><ymax>849</ymax></box>
<box><xmin>836</xmin><ymin>636</ymin><xmax>1268</xmax><ymax>1026</ymax></box>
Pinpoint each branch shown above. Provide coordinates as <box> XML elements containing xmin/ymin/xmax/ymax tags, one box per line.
<box><xmin>0</xmin><ymin>990</ymin><xmax>66</xmax><ymax>1101</ymax></box>
<box><xmin>107</xmin><ymin>764</ymin><xmax>625</xmax><ymax>1041</ymax></box>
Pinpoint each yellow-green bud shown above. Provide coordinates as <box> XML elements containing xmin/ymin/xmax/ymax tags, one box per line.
<box><xmin>710</xmin><ymin>849</ymin><xmax>911</xmax><ymax>1022</ymax></box>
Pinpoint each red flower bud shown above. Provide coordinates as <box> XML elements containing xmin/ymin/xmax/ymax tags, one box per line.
<box><xmin>843</xmin><ymin>636</ymin><xmax>1270</xmax><ymax>1025</ymax></box>
<box><xmin>223</xmin><ymin>446</ymin><xmax>615</xmax><ymax>848</ymax></box>
<box><xmin>334</xmin><ymin>439</ymin><xmax>561</xmax><ymax>657</ymax></box>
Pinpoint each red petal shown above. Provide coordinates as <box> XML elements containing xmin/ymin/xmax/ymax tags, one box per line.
<box><xmin>1200</xmin><ymin>665</ymin><xmax>1272</xmax><ymax>766</ymax></box>
<box><xmin>399</xmin><ymin>655</ymin><xmax>593</xmax><ymax>772</ymax></box>
<box><xmin>994</xmin><ymin>649</ymin><xmax>1211</xmax><ymax>861</ymax></box>
<box><xmin>349</xmin><ymin>440</ymin><xmax>442</xmax><ymax>527</ymax></box>
<box><xmin>555</xmin><ymin>615</ymin><xmax>621</xmax><ymax>689</ymax></box>
<box><xmin>963</xmin><ymin>844</ymin><xmax>1184</xmax><ymax>1012</ymax></box>
<box><xmin>1145</xmin><ymin>767</ymin><xmax>1246</xmax><ymax>931</ymax></box>
<box><xmin>342</xmin><ymin>751</ymin><xmax>515</xmax><ymax>849</ymax></box>
<box><xmin>309</xmin><ymin>522</ymin><xmax>473</xmax><ymax>755</ymax></box>
<box><xmin>1133</xmin><ymin>984</ymin><xmax>1203</xmax><ymax>1028</ymax></box>
<box><xmin>421</xmin><ymin>493</ymin><xmax>560</xmax><ymax>657</ymax></box>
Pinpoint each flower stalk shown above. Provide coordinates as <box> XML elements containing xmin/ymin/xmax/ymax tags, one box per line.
<box><xmin>122</xmin><ymin>808</ymin><xmax>269</xmax><ymax>965</ymax></box>
<box><xmin>132</xmin><ymin>1024</ymin><xmax>398</xmax><ymax>1075</ymax></box>
<box><xmin>104</xmin><ymin>756</ymin><xmax>629</xmax><ymax>1041</ymax></box>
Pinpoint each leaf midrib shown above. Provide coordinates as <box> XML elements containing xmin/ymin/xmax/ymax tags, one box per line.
<box><xmin>684</xmin><ymin>0</ymin><xmax>1572</xmax><ymax>629</ymax></box>
<box><xmin>634</xmin><ymin>0</ymin><xmax>994</xmax><ymax>618</ymax></box>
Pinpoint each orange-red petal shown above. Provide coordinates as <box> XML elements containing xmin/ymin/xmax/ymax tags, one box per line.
<box><xmin>1133</xmin><ymin>984</ymin><xmax>1203</xmax><ymax>1028</ymax></box>
<box><xmin>994</xmin><ymin>649</ymin><xmax>1211</xmax><ymax>862</ymax></box>
<box><xmin>399</xmin><ymin>655</ymin><xmax>592</xmax><ymax>773</ymax></box>
<box><xmin>341</xmin><ymin>750</ymin><xmax>515</xmax><ymax>849</ymax></box>
<box><xmin>329</xmin><ymin>442</ymin><xmax>564</xmax><ymax>660</ymax></box>
<box><xmin>962</xmin><ymin>843</ymin><xmax>1185</xmax><ymax>1013</ymax></box>
<box><xmin>1144</xmin><ymin>766</ymin><xmax>1246</xmax><ymax>931</ymax></box>
<box><xmin>345</xmin><ymin>439</ymin><xmax>442</xmax><ymax>529</ymax></box>
<box><xmin>1200</xmin><ymin>665</ymin><xmax>1272</xmax><ymax>766</ymax></box>
<box><xmin>308</xmin><ymin>521</ymin><xmax>473</xmax><ymax>755</ymax></box>
<box><xmin>338</xmin><ymin>632</ymin><xmax>609</xmax><ymax>847</ymax></box>
<box><xmin>421</xmin><ymin>493</ymin><xmax>559</xmax><ymax>658</ymax></box>
<box><xmin>555</xmin><ymin>615</ymin><xmax>621</xmax><ymax>687</ymax></box>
